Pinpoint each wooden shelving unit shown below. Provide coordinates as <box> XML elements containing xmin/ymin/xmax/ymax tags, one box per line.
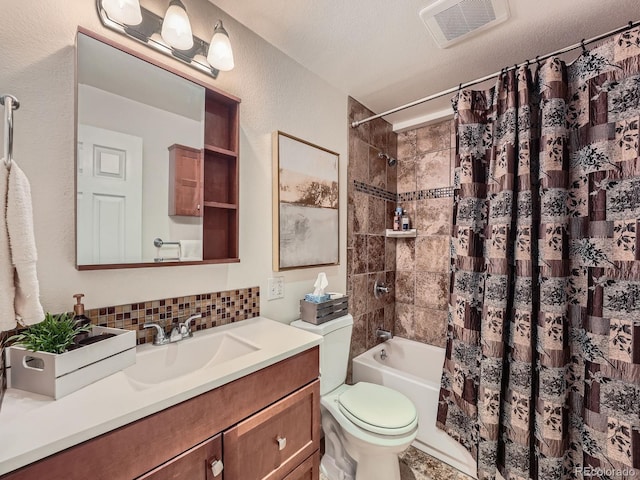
<box><xmin>202</xmin><ymin>90</ymin><xmax>240</xmax><ymax>262</ymax></box>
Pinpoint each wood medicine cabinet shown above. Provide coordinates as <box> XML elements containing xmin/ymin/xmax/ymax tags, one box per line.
<box><xmin>76</xmin><ymin>28</ymin><xmax>240</xmax><ymax>269</ymax></box>
<box><xmin>168</xmin><ymin>92</ymin><xmax>240</xmax><ymax>263</ymax></box>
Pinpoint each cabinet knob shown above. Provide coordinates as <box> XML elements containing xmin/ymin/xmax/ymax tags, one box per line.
<box><xmin>276</xmin><ymin>436</ymin><xmax>287</xmax><ymax>451</ymax></box>
<box><xmin>210</xmin><ymin>459</ymin><xmax>223</xmax><ymax>477</ymax></box>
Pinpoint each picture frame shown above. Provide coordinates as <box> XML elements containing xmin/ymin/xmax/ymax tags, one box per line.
<box><xmin>272</xmin><ymin>131</ymin><xmax>340</xmax><ymax>271</ymax></box>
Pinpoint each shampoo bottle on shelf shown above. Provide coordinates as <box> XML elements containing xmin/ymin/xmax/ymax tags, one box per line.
<box><xmin>393</xmin><ymin>207</ymin><xmax>402</xmax><ymax>231</ymax></box>
<box><xmin>402</xmin><ymin>209</ymin><xmax>410</xmax><ymax>231</ymax></box>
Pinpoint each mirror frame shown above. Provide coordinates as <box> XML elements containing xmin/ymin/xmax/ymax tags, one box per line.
<box><xmin>75</xmin><ymin>27</ymin><xmax>240</xmax><ymax>270</ymax></box>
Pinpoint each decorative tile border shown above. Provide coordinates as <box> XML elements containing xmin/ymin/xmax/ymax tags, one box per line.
<box><xmin>85</xmin><ymin>287</ymin><xmax>260</xmax><ymax>345</ymax></box>
<box><xmin>398</xmin><ymin>186</ymin><xmax>455</xmax><ymax>201</ymax></box>
<box><xmin>354</xmin><ymin>180</ymin><xmax>454</xmax><ymax>203</ymax></box>
<box><xmin>353</xmin><ymin>180</ymin><xmax>396</xmax><ymax>201</ymax></box>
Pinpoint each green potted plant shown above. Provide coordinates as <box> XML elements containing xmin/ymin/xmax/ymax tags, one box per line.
<box><xmin>8</xmin><ymin>313</ymin><xmax>92</xmax><ymax>354</ymax></box>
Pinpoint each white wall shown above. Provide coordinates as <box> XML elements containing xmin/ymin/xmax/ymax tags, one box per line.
<box><xmin>0</xmin><ymin>0</ymin><xmax>348</xmax><ymax>323</ymax></box>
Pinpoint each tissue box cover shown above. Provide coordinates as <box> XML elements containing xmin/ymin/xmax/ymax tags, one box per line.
<box><xmin>8</xmin><ymin>326</ymin><xmax>135</xmax><ymax>399</ymax></box>
<box><xmin>300</xmin><ymin>295</ymin><xmax>349</xmax><ymax>325</ymax></box>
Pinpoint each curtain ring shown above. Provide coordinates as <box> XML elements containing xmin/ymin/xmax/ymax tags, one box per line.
<box><xmin>458</xmin><ymin>83</ymin><xmax>462</xmax><ymax>92</ymax></box>
<box><xmin>629</xmin><ymin>21</ymin><xmax>634</xmax><ymax>28</ymax></box>
<box><xmin>581</xmin><ymin>39</ymin><xmax>587</xmax><ymax>54</ymax></box>
<box><xmin>535</xmin><ymin>55</ymin><xmax>541</xmax><ymax>67</ymax></box>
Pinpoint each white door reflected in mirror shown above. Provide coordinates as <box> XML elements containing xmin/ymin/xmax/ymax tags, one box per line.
<box><xmin>77</xmin><ymin>125</ymin><xmax>143</xmax><ymax>265</ymax></box>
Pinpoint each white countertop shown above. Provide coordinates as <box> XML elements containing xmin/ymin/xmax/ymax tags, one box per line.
<box><xmin>0</xmin><ymin>317</ymin><xmax>322</xmax><ymax>475</ymax></box>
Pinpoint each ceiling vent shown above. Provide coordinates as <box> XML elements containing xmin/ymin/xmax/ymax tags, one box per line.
<box><xmin>419</xmin><ymin>0</ymin><xmax>509</xmax><ymax>48</ymax></box>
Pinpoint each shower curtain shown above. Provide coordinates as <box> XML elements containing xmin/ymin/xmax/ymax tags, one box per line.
<box><xmin>437</xmin><ymin>27</ymin><xmax>640</xmax><ymax>480</ymax></box>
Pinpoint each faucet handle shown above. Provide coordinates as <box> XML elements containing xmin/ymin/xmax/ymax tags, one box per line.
<box><xmin>179</xmin><ymin>314</ymin><xmax>202</xmax><ymax>338</ymax></box>
<box><xmin>143</xmin><ymin>323</ymin><xmax>168</xmax><ymax>345</ymax></box>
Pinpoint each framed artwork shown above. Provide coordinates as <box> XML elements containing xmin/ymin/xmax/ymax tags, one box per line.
<box><xmin>272</xmin><ymin>131</ymin><xmax>340</xmax><ymax>271</ymax></box>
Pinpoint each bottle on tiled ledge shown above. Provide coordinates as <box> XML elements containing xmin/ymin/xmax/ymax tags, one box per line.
<box><xmin>393</xmin><ymin>206</ymin><xmax>402</xmax><ymax>231</ymax></box>
<box><xmin>401</xmin><ymin>209</ymin><xmax>410</xmax><ymax>231</ymax></box>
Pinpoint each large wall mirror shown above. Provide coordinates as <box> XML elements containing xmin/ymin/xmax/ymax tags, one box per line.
<box><xmin>76</xmin><ymin>31</ymin><xmax>206</xmax><ymax>268</ymax></box>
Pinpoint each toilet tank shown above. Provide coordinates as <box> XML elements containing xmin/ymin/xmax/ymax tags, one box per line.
<box><xmin>291</xmin><ymin>314</ymin><xmax>353</xmax><ymax>395</ymax></box>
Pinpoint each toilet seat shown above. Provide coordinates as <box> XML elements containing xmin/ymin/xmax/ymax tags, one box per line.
<box><xmin>337</xmin><ymin>382</ymin><xmax>417</xmax><ymax>436</ymax></box>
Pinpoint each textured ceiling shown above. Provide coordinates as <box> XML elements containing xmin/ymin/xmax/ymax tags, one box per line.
<box><xmin>211</xmin><ymin>0</ymin><xmax>639</xmax><ymax>129</ymax></box>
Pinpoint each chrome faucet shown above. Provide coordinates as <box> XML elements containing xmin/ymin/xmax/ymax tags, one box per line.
<box><xmin>179</xmin><ymin>314</ymin><xmax>201</xmax><ymax>338</ymax></box>
<box><xmin>143</xmin><ymin>314</ymin><xmax>201</xmax><ymax>345</ymax></box>
<box><xmin>143</xmin><ymin>323</ymin><xmax>170</xmax><ymax>345</ymax></box>
<box><xmin>376</xmin><ymin>328</ymin><xmax>393</xmax><ymax>342</ymax></box>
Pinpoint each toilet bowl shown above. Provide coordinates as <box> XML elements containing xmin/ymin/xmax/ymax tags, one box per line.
<box><xmin>321</xmin><ymin>383</ymin><xmax>418</xmax><ymax>480</ymax></box>
<box><xmin>291</xmin><ymin>316</ymin><xmax>418</xmax><ymax>480</ymax></box>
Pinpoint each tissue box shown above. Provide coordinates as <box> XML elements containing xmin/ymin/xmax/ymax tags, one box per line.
<box><xmin>300</xmin><ymin>295</ymin><xmax>349</xmax><ymax>325</ymax></box>
<box><xmin>304</xmin><ymin>293</ymin><xmax>331</xmax><ymax>303</ymax></box>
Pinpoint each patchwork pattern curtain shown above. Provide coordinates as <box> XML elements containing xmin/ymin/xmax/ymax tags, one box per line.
<box><xmin>437</xmin><ymin>27</ymin><xmax>640</xmax><ymax>480</ymax></box>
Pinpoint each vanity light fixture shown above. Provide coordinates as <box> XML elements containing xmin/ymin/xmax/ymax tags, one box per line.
<box><xmin>96</xmin><ymin>0</ymin><xmax>235</xmax><ymax>79</ymax></box>
<box><xmin>101</xmin><ymin>0</ymin><xmax>142</xmax><ymax>25</ymax></box>
<box><xmin>161</xmin><ymin>0</ymin><xmax>193</xmax><ymax>50</ymax></box>
<box><xmin>207</xmin><ymin>20</ymin><xmax>234</xmax><ymax>71</ymax></box>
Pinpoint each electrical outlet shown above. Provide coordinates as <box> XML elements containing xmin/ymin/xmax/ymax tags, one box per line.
<box><xmin>267</xmin><ymin>276</ymin><xmax>285</xmax><ymax>300</ymax></box>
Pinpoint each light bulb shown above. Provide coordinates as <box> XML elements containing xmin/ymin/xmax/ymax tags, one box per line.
<box><xmin>207</xmin><ymin>21</ymin><xmax>234</xmax><ymax>71</ymax></box>
<box><xmin>161</xmin><ymin>0</ymin><xmax>193</xmax><ymax>50</ymax></box>
<box><xmin>101</xmin><ymin>0</ymin><xmax>142</xmax><ymax>25</ymax></box>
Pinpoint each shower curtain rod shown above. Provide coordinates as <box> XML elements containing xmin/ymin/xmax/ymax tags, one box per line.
<box><xmin>351</xmin><ymin>19</ymin><xmax>640</xmax><ymax>128</ymax></box>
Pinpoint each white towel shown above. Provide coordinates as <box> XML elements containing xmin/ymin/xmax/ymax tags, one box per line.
<box><xmin>5</xmin><ymin>160</ymin><xmax>43</xmax><ymax>328</ymax></box>
<box><xmin>0</xmin><ymin>161</ymin><xmax>15</xmax><ymax>331</ymax></box>
<box><xmin>179</xmin><ymin>240</ymin><xmax>202</xmax><ymax>261</ymax></box>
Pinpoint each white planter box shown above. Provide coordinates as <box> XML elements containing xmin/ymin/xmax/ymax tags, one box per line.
<box><xmin>8</xmin><ymin>326</ymin><xmax>136</xmax><ymax>399</ymax></box>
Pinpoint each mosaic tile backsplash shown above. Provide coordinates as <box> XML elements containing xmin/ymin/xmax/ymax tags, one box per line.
<box><xmin>85</xmin><ymin>287</ymin><xmax>260</xmax><ymax>345</ymax></box>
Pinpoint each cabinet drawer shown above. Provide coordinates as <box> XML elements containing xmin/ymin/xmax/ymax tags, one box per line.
<box><xmin>283</xmin><ymin>452</ymin><xmax>319</xmax><ymax>480</ymax></box>
<box><xmin>223</xmin><ymin>380</ymin><xmax>320</xmax><ymax>480</ymax></box>
<box><xmin>138</xmin><ymin>434</ymin><xmax>222</xmax><ymax>480</ymax></box>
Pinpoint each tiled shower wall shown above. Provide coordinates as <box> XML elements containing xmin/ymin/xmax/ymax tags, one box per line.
<box><xmin>347</xmin><ymin>106</ymin><xmax>455</xmax><ymax>351</ymax></box>
<box><xmin>346</xmin><ymin>97</ymin><xmax>398</xmax><ymax>367</ymax></box>
<box><xmin>395</xmin><ymin>121</ymin><xmax>454</xmax><ymax>347</ymax></box>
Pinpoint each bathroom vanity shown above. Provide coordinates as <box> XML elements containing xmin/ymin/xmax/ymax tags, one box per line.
<box><xmin>0</xmin><ymin>318</ymin><xmax>322</xmax><ymax>480</ymax></box>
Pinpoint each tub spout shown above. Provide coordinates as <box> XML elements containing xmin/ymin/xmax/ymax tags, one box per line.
<box><xmin>376</xmin><ymin>328</ymin><xmax>393</xmax><ymax>342</ymax></box>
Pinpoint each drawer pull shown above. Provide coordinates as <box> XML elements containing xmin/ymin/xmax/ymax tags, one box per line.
<box><xmin>210</xmin><ymin>459</ymin><xmax>224</xmax><ymax>477</ymax></box>
<box><xmin>276</xmin><ymin>436</ymin><xmax>287</xmax><ymax>451</ymax></box>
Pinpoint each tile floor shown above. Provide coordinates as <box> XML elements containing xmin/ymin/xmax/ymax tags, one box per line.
<box><xmin>320</xmin><ymin>446</ymin><xmax>474</xmax><ymax>480</ymax></box>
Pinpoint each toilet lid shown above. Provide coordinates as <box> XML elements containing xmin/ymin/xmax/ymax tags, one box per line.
<box><xmin>338</xmin><ymin>382</ymin><xmax>417</xmax><ymax>435</ymax></box>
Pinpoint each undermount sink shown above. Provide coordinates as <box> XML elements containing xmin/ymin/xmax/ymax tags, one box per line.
<box><xmin>124</xmin><ymin>330</ymin><xmax>260</xmax><ymax>387</ymax></box>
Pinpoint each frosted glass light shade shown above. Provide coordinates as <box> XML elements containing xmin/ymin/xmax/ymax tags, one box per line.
<box><xmin>161</xmin><ymin>0</ymin><xmax>193</xmax><ymax>50</ymax></box>
<box><xmin>101</xmin><ymin>0</ymin><xmax>142</xmax><ymax>25</ymax></box>
<box><xmin>207</xmin><ymin>21</ymin><xmax>234</xmax><ymax>71</ymax></box>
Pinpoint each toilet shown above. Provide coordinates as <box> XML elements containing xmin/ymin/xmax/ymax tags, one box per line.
<box><xmin>292</xmin><ymin>314</ymin><xmax>418</xmax><ymax>480</ymax></box>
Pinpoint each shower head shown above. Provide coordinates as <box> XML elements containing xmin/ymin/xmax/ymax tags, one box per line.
<box><xmin>378</xmin><ymin>152</ymin><xmax>397</xmax><ymax>167</ymax></box>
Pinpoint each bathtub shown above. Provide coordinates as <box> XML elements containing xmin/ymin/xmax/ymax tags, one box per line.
<box><xmin>352</xmin><ymin>337</ymin><xmax>477</xmax><ymax>478</ymax></box>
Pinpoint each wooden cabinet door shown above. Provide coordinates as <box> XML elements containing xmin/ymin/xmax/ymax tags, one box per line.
<box><xmin>137</xmin><ymin>434</ymin><xmax>222</xmax><ymax>480</ymax></box>
<box><xmin>169</xmin><ymin>144</ymin><xmax>203</xmax><ymax>217</ymax></box>
<box><xmin>282</xmin><ymin>452</ymin><xmax>319</xmax><ymax>480</ymax></box>
<box><xmin>223</xmin><ymin>380</ymin><xmax>320</xmax><ymax>480</ymax></box>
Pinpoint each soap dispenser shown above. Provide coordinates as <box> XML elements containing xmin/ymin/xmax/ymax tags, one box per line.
<box><xmin>73</xmin><ymin>294</ymin><xmax>92</xmax><ymax>342</ymax></box>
